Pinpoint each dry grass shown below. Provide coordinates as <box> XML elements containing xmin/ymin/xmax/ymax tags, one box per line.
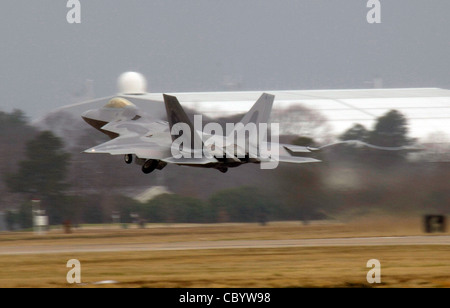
<box><xmin>0</xmin><ymin>217</ymin><xmax>448</xmax><ymax>288</ymax></box>
<box><xmin>0</xmin><ymin>216</ymin><xmax>428</xmax><ymax>247</ymax></box>
<box><xmin>1</xmin><ymin>246</ymin><xmax>450</xmax><ymax>288</ymax></box>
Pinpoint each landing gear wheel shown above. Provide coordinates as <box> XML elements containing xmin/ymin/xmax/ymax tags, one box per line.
<box><xmin>142</xmin><ymin>159</ymin><xmax>159</xmax><ymax>174</ymax></box>
<box><xmin>124</xmin><ymin>154</ymin><xmax>133</xmax><ymax>164</ymax></box>
<box><xmin>218</xmin><ymin>167</ymin><xmax>228</xmax><ymax>173</ymax></box>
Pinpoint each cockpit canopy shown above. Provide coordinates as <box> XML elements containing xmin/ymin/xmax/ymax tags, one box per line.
<box><xmin>104</xmin><ymin>97</ymin><xmax>136</xmax><ymax>109</ymax></box>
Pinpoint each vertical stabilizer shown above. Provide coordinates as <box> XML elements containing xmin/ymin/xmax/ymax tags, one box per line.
<box><xmin>226</xmin><ymin>93</ymin><xmax>275</xmax><ymax>156</ymax></box>
<box><xmin>239</xmin><ymin>93</ymin><xmax>274</xmax><ymax>128</ymax></box>
<box><xmin>163</xmin><ymin>94</ymin><xmax>203</xmax><ymax>152</ymax></box>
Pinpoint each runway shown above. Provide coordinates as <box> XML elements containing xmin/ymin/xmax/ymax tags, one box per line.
<box><xmin>1</xmin><ymin>235</ymin><xmax>449</xmax><ymax>255</ymax></box>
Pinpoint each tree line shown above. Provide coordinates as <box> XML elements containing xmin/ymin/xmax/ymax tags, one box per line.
<box><xmin>0</xmin><ymin>107</ymin><xmax>448</xmax><ymax>230</ymax></box>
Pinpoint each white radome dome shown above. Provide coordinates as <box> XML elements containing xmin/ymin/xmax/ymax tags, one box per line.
<box><xmin>117</xmin><ymin>72</ymin><xmax>148</xmax><ymax>94</ymax></box>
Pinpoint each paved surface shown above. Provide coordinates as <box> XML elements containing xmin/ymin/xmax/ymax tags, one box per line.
<box><xmin>0</xmin><ymin>235</ymin><xmax>449</xmax><ymax>255</ymax></box>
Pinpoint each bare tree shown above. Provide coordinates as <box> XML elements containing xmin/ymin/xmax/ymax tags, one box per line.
<box><xmin>271</xmin><ymin>104</ymin><xmax>333</xmax><ymax>143</ymax></box>
<box><xmin>417</xmin><ymin>132</ymin><xmax>450</xmax><ymax>162</ymax></box>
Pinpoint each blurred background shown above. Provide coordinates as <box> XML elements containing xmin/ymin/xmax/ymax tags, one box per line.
<box><xmin>0</xmin><ymin>0</ymin><xmax>449</xmax><ymax>230</ymax></box>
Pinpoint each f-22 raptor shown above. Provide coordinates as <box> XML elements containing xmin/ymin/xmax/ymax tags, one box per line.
<box><xmin>82</xmin><ymin>93</ymin><xmax>321</xmax><ymax>173</ymax></box>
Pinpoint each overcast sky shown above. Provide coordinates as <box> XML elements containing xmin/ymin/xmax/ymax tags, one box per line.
<box><xmin>1</xmin><ymin>0</ymin><xmax>450</xmax><ymax>119</ymax></box>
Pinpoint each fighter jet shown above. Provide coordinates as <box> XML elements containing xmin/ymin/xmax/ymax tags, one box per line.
<box><xmin>82</xmin><ymin>93</ymin><xmax>321</xmax><ymax>173</ymax></box>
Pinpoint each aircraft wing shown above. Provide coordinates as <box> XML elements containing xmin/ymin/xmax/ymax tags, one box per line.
<box><xmin>84</xmin><ymin>116</ymin><xmax>173</xmax><ymax>159</ymax></box>
<box><xmin>84</xmin><ymin>135</ymin><xmax>172</xmax><ymax>159</ymax></box>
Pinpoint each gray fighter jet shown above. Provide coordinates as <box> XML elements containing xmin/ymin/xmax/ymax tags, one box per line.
<box><xmin>82</xmin><ymin>93</ymin><xmax>321</xmax><ymax>173</ymax></box>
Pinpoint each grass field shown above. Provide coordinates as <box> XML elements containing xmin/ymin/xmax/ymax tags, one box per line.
<box><xmin>0</xmin><ymin>217</ymin><xmax>449</xmax><ymax>288</ymax></box>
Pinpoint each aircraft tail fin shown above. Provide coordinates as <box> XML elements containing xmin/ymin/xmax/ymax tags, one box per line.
<box><xmin>163</xmin><ymin>94</ymin><xmax>203</xmax><ymax>152</ymax></box>
<box><xmin>239</xmin><ymin>93</ymin><xmax>274</xmax><ymax>128</ymax></box>
<box><xmin>227</xmin><ymin>93</ymin><xmax>275</xmax><ymax>149</ymax></box>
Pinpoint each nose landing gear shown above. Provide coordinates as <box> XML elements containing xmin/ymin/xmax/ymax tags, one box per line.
<box><xmin>124</xmin><ymin>154</ymin><xmax>133</xmax><ymax>164</ymax></box>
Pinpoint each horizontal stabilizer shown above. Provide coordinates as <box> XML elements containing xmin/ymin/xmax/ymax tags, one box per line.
<box><xmin>283</xmin><ymin>145</ymin><xmax>313</xmax><ymax>154</ymax></box>
<box><xmin>277</xmin><ymin>156</ymin><xmax>321</xmax><ymax>164</ymax></box>
<box><xmin>318</xmin><ymin>140</ymin><xmax>425</xmax><ymax>152</ymax></box>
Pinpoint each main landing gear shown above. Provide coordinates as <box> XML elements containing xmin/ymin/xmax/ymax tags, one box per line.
<box><xmin>142</xmin><ymin>159</ymin><xmax>160</xmax><ymax>174</ymax></box>
<box><xmin>124</xmin><ymin>155</ymin><xmax>159</xmax><ymax>174</ymax></box>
